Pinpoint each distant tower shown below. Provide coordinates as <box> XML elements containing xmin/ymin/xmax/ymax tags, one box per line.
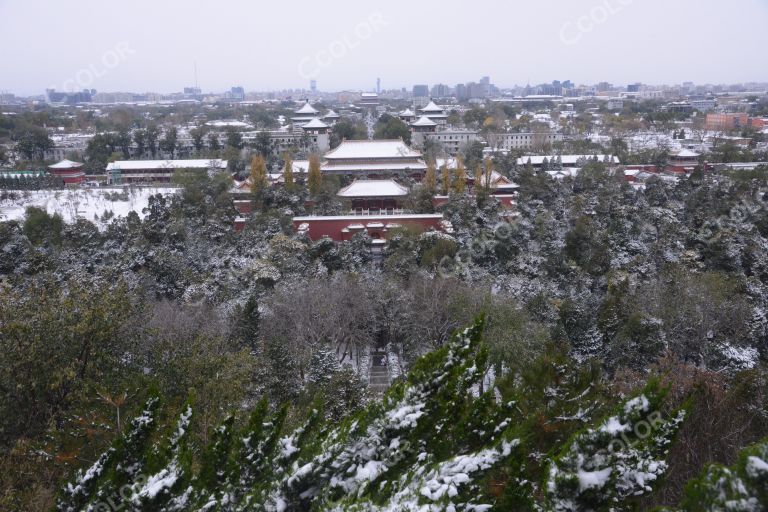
<box><xmin>310</xmin><ymin>80</ymin><xmax>317</xmax><ymax>93</ymax></box>
<box><xmin>376</xmin><ymin>77</ymin><xmax>381</xmax><ymax>94</ymax></box>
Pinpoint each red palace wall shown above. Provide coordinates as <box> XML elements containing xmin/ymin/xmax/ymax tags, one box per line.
<box><xmin>52</xmin><ymin>170</ymin><xmax>85</xmax><ymax>185</ymax></box>
<box><xmin>292</xmin><ymin>214</ymin><xmax>445</xmax><ymax>241</ymax></box>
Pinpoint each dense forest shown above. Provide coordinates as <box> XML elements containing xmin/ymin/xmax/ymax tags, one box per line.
<box><xmin>2</xmin><ymin>161</ymin><xmax>768</xmax><ymax>509</ymax></box>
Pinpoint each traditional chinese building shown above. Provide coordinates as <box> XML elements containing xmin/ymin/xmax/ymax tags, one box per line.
<box><xmin>301</xmin><ymin>118</ymin><xmax>330</xmax><ymax>152</ymax></box>
<box><xmin>410</xmin><ymin>115</ymin><xmax>438</xmax><ymax>147</ymax></box>
<box><xmin>323</xmin><ymin>109</ymin><xmax>340</xmax><ymax>125</ymax></box>
<box><xmin>105</xmin><ymin>159</ymin><xmax>227</xmax><ymax>184</ymax></box>
<box><xmin>290</xmin><ymin>177</ymin><xmax>451</xmax><ymax>241</ymax></box>
<box><xmin>358</xmin><ymin>92</ymin><xmax>380</xmax><ymax>108</ymax></box>
<box><xmin>665</xmin><ymin>149</ymin><xmax>700</xmax><ymax>174</ymax></box>
<box><xmin>338</xmin><ymin>179</ymin><xmax>409</xmax><ymax>215</ymax></box>
<box><xmin>48</xmin><ymin>159</ymin><xmax>85</xmax><ymax>185</ymax></box>
<box><xmin>397</xmin><ymin>108</ymin><xmax>417</xmax><ymax>124</ymax></box>
<box><xmin>321</xmin><ymin>139</ymin><xmax>427</xmax><ymax>178</ymax></box>
<box><xmin>291</xmin><ymin>101</ymin><xmax>320</xmax><ymax>126</ymax></box>
<box><xmin>293</xmin><ymin>213</ymin><xmax>447</xmax><ymax>242</ymax></box>
<box><xmin>418</xmin><ymin>100</ymin><xmax>448</xmax><ymax>124</ymax></box>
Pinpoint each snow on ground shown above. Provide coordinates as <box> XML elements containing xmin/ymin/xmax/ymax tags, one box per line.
<box><xmin>0</xmin><ymin>187</ymin><xmax>178</xmax><ymax>229</ymax></box>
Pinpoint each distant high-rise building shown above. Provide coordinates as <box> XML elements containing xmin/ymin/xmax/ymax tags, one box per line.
<box><xmin>376</xmin><ymin>78</ymin><xmax>381</xmax><ymax>94</ymax></box>
<box><xmin>538</xmin><ymin>83</ymin><xmax>558</xmax><ymax>95</ymax></box>
<box><xmin>230</xmin><ymin>86</ymin><xmax>245</xmax><ymax>101</ymax></box>
<box><xmin>480</xmin><ymin>76</ymin><xmax>490</xmax><ymax>85</ymax></box>
<box><xmin>430</xmin><ymin>83</ymin><xmax>451</xmax><ymax>98</ymax></box>
<box><xmin>627</xmin><ymin>83</ymin><xmax>641</xmax><ymax>92</ymax></box>
<box><xmin>183</xmin><ymin>87</ymin><xmax>202</xmax><ymax>98</ymax></box>
<box><xmin>412</xmin><ymin>84</ymin><xmax>429</xmax><ymax>97</ymax></box>
<box><xmin>45</xmin><ymin>88</ymin><xmax>93</xmax><ymax>105</ymax></box>
<box><xmin>597</xmin><ymin>82</ymin><xmax>612</xmax><ymax>92</ymax></box>
<box><xmin>467</xmin><ymin>82</ymin><xmax>488</xmax><ymax>99</ymax></box>
<box><xmin>310</xmin><ymin>80</ymin><xmax>317</xmax><ymax>93</ymax></box>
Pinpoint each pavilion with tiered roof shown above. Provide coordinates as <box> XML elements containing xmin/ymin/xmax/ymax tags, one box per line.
<box><xmin>291</xmin><ymin>101</ymin><xmax>320</xmax><ymax>126</ymax></box>
<box><xmin>418</xmin><ymin>100</ymin><xmax>448</xmax><ymax>124</ymax></box>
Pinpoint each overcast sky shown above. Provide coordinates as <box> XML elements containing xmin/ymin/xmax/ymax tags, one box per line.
<box><xmin>1</xmin><ymin>0</ymin><xmax>767</xmax><ymax>95</ymax></box>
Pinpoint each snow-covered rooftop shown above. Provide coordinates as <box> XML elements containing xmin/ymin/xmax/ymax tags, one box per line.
<box><xmin>516</xmin><ymin>155</ymin><xmax>620</xmax><ymax>166</ymax></box>
<box><xmin>205</xmin><ymin>120</ymin><xmax>253</xmax><ymax>129</ymax></box>
<box><xmin>49</xmin><ymin>159</ymin><xmax>83</xmax><ymax>169</ymax></box>
<box><xmin>106</xmin><ymin>159</ymin><xmax>227</xmax><ymax>171</ymax></box>
<box><xmin>399</xmin><ymin>108</ymin><xmax>416</xmax><ymax>117</ymax></box>
<box><xmin>411</xmin><ymin>115</ymin><xmax>437</xmax><ymax>127</ymax></box>
<box><xmin>324</xmin><ymin>139</ymin><xmax>422</xmax><ymax>160</ymax></box>
<box><xmin>286</xmin><ymin>159</ymin><xmax>310</xmax><ymax>173</ymax></box>
<box><xmin>295</xmin><ymin>102</ymin><xmax>318</xmax><ymax>115</ymax></box>
<box><xmin>435</xmin><ymin>157</ymin><xmax>458</xmax><ymax>169</ymax></box>
<box><xmin>337</xmin><ymin>179</ymin><xmax>409</xmax><ymax>198</ymax></box>
<box><xmin>420</xmin><ymin>101</ymin><xmax>444</xmax><ymax>113</ymax></box>
<box><xmin>302</xmin><ymin>118</ymin><xmax>328</xmax><ymax>129</ymax></box>
<box><xmin>674</xmin><ymin>149</ymin><xmax>700</xmax><ymax>158</ymax></box>
<box><xmin>488</xmin><ymin>170</ymin><xmax>519</xmax><ymax>189</ymax></box>
<box><xmin>322</xmin><ymin>162</ymin><xmax>428</xmax><ymax>172</ymax></box>
<box><xmin>323</xmin><ymin>109</ymin><xmax>340</xmax><ymax>118</ymax></box>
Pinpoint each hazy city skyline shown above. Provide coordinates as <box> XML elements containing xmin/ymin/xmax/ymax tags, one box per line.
<box><xmin>1</xmin><ymin>0</ymin><xmax>768</xmax><ymax>96</ymax></box>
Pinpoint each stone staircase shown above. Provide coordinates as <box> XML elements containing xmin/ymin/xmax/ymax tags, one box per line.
<box><xmin>368</xmin><ymin>347</ymin><xmax>390</xmax><ymax>393</ymax></box>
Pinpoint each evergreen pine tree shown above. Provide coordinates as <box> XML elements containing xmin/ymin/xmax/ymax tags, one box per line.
<box><xmin>258</xmin><ymin>337</ymin><xmax>302</xmax><ymax>404</ymax></box>
<box><xmin>680</xmin><ymin>437</ymin><xmax>768</xmax><ymax>510</ymax></box>
<box><xmin>196</xmin><ymin>414</ymin><xmax>236</xmax><ymax>502</ymax></box>
<box><xmin>553</xmin><ymin>155</ymin><xmax>563</xmax><ymax>172</ymax></box>
<box><xmin>130</xmin><ymin>403</ymin><xmax>194</xmax><ymax>510</ymax></box>
<box><xmin>60</xmin><ymin>319</ymin><xmax>699</xmax><ymax>512</ymax></box>
<box><xmin>232</xmin><ymin>295</ymin><xmax>260</xmax><ymax>349</ymax></box>
<box><xmin>57</xmin><ymin>395</ymin><xmax>161</xmax><ymax>512</ymax></box>
<box><xmin>546</xmin><ymin>383</ymin><xmax>686</xmax><ymax>510</ymax></box>
<box><xmin>307</xmin><ymin>343</ymin><xmax>341</xmax><ymax>386</ymax></box>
